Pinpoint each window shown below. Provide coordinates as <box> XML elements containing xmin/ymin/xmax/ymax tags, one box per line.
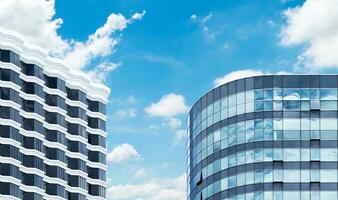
<box><xmin>22</xmin><ymin>174</ymin><xmax>44</xmax><ymax>188</ymax></box>
<box><xmin>0</xmin><ymin>182</ymin><xmax>21</xmax><ymax>198</ymax></box>
<box><xmin>46</xmin><ymin>94</ymin><xmax>66</xmax><ymax>110</ymax></box>
<box><xmin>45</xmin><ymin>183</ymin><xmax>66</xmax><ymax>198</ymax></box>
<box><xmin>88</xmin><ymin>184</ymin><xmax>106</xmax><ymax>197</ymax></box>
<box><xmin>88</xmin><ymin>117</ymin><xmax>106</xmax><ymax>131</ymax></box>
<box><xmin>283</xmin><ymin>89</ymin><xmax>300</xmax><ymax>100</ymax></box>
<box><xmin>88</xmin><ymin>167</ymin><xmax>106</xmax><ymax>181</ymax></box>
<box><xmin>45</xmin><ymin>148</ymin><xmax>66</xmax><ymax>163</ymax></box>
<box><xmin>45</xmin><ymin>129</ymin><xmax>67</xmax><ymax>146</ymax></box>
<box><xmin>23</xmin><ymin>137</ymin><xmax>44</xmax><ymax>152</ymax></box>
<box><xmin>68</xmin><ymin>175</ymin><xmax>87</xmax><ymax>189</ymax></box>
<box><xmin>68</xmin><ymin>106</ymin><xmax>86</xmax><ymax>120</ymax></box>
<box><xmin>68</xmin><ymin>141</ymin><xmax>87</xmax><ymax>155</ymax></box>
<box><xmin>45</xmin><ymin>76</ymin><xmax>66</xmax><ymax>92</ymax></box>
<box><xmin>67</xmin><ymin>88</ymin><xmax>86</xmax><ymax>103</ymax></box>
<box><xmin>0</xmin><ymin>69</ymin><xmax>20</xmax><ymax>85</ymax></box>
<box><xmin>68</xmin><ymin>158</ymin><xmax>86</xmax><ymax>172</ymax></box>
<box><xmin>23</xmin><ymin>192</ymin><xmax>43</xmax><ymax>200</ymax></box>
<box><xmin>0</xmin><ymin>106</ymin><xmax>21</xmax><ymax>122</ymax></box>
<box><xmin>46</xmin><ymin>165</ymin><xmax>66</xmax><ymax>180</ymax></box>
<box><xmin>0</xmin><ymin>87</ymin><xmax>10</xmax><ymax>100</ymax></box>
<box><xmin>22</xmin><ymin>100</ymin><xmax>44</xmax><ymax>116</ymax></box>
<box><xmin>88</xmin><ymin>134</ymin><xmax>106</xmax><ymax>148</ymax></box>
<box><xmin>22</xmin><ymin>118</ymin><xmax>44</xmax><ymax>133</ymax></box>
<box><xmin>0</xmin><ymin>163</ymin><xmax>21</xmax><ymax>179</ymax></box>
<box><xmin>22</xmin><ymin>63</ymin><xmax>43</xmax><ymax>79</ymax></box>
<box><xmin>0</xmin><ymin>144</ymin><xmax>21</xmax><ymax>160</ymax></box>
<box><xmin>23</xmin><ymin>155</ymin><xmax>44</xmax><ymax>171</ymax></box>
<box><xmin>0</xmin><ymin>125</ymin><xmax>21</xmax><ymax>142</ymax></box>
<box><xmin>22</xmin><ymin>82</ymin><xmax>44</xmax><ymax>97</ymax></box>
<box><xmin>67</xmin><ymin>123</ymin><xmax>86</xmax><ymax>138</ymax></box>
<box><xmin>45</xmin><ymin>112</ymin><xmax>66</xmax><ymax>126</ymax></box>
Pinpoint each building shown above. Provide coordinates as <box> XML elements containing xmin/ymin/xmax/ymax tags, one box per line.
<box><xmin>187</xmin><ymin>75</ymin><xmax>338</xmax><ymax>200</ymax></box>
<box><xmin>0</xmin><ymin>33</ymin><xmax>109</xmax><ymax>200</ymax></box>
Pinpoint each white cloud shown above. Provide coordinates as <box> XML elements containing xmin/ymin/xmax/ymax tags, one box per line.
<box><xmin>87</xmin><ymin>62</ymin><xmax>120</xmax><ymax>82</ymax></box>
<box><xmin>107</xmin><ymin>143</ymin><xmax>141</xmax><ymax>163</ymax></box>
<box><xmin>132</xmin><ymin>168</ymin><xmax>148</xmax><ymax>180</ymax></box>
<box><xmin>107</xmin><ymin>174</ymin><xmax>186</xmax><ymax>200</ymax></box>
<box><xmin>113</xmin><ymin>108</ymin><xmax>137</xmax><ymax>119</ymax></box>
<box><xmin>267</xmin><ymin>20</ymin><xmax>275</xmax><ymax>27</ymax></box>
<box><xmin>126</xmin><ymin>96</ymin><xmax>137</xmax><ymax>104</ymax></box>
<box><xmin>167</xmin><ymin>118</ymin><xmax>182</xmax><ymax>129</ymax></box>
<box><xmin>131</xmin><ymin>10</ymin><xmax>146</xmax><ymax>20</ymax></box>
<box><xmin>173</xmin><ymin>129</ymin><xmax>186</xmax><ymax>146</ymax></box>
<box><xmin>280</xmin><ymin>0</ymin><xmax>338</xmax><ymax>69</ymax></box>
<box><xmin>145</xmin><ymin>93</ymin><xmax>189</xmax><ymax>117</ymax></box>
<box><xmin>190</xmin><ymin>14</ymin><xmax>197</xmax><ymax>20</ymax></box>
<box><xmin>63</xmin><ymin>13</ymin><xmax>129</xmax><ymax>70</ymax></box>
<box><xmin>111</xmin><ymin>95</ymin><xmax>137</xmax><ymax>106</ymax></box>
<box><xmin>190</xmin><ymin>13</ymin><xmax>216</xmax><ymax>40</ymax></box>
<box><xmin>0</xmin><ymin>0</ymin><xmax>68</xmax><ymax>55</ymax></box>
<box><xmin>222</xmin><ymin>42</ymin><xmax>230</xmax><ymax>49</ymax></box>
<box><xmin>0</xmin><ymin>0</ymin><xmax>144</xmax><ymax>82</ymax></box>
<box><xmin>214</xmin><ymin>69</ymin><xmax>264</xmax><ymax>87</ymax></box>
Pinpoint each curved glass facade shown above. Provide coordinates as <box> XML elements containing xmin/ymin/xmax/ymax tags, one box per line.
<box><xmin>187</xmin><ymin>75</ymin><xmax>338</xmax><ymax>200</ymax></box>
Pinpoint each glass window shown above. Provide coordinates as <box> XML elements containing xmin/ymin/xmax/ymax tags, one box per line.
<box><xmin>320</xmin><ymin>118</ymin><xmax>337</xmax><ymax>130</ymax></box>
<box><xmin>246</xmin><ymin>90</ymin><xmax>254</xmax><ymax>102</ymax></box>
<box><xmin>228</xmin><ymin>175</ymin><xmax>236</xmax><ymax>188</ymax></box>
<box><xmin>229</xmin><ymin>106</ymin><xmax>236</xmax><ymax>117</ymax></box>
<box><xmin>320</xmin><ymin>89</ymin><xmax>337</xmax><ymax>100</ymax></box>
<box><xmin>284</xmin><ymin>148</ymin><xmax>300</xmax><ymax>161</ymax></box>
<box><xmin>283</xmin><ymin>131</ymin><xmax>300</xmax><ymax>140</ymax></box>
<box><xmin>264</xmin><ymin>119</ymin><xmax>273</xmax><ymax>129</ymax></box>
<box><xmin>311</xmin><ymin>118</ymin><xmax>320</xmax><ymax>130</ymax></box>
<box><xmin>320</xmin><ymin>100</ymin><xmax>337</xmax><ymax>110</ymax></box>
<box><xmin>274</xmin><ymin>148</ymin><xmax>283</xmax><ymax>160</ymax></box>
<box><xmin>264</xmin><ymin>101</ymin><xmax>273</xmax><ymax>110</ymax></box>
<box><xmin>246</xmin><ymin>120</ymin><xmax>254</xmax><ymax>131</ymax></box>
<box><xmin>274</xmin><ymin>100</ymin><xmax>282</xmax><ymax>110</ymax></box>
<box><xmin>214</xmin><ymin>100</ymin><xmax>220</xmax><ymax>113</ymax></box>
<box><xmin>246</xmin><ymin>150</ymin><xmax>255</xmax><ymax>163</ymax></box>
<box><xmin>310</xmin><ymin>89</ymin><xmax>320</xmax><ymax>100</ymax></box>
<box><xmin>237</xmin><ymin>92</ymin><xmax>245</xmax><ymax>104</ymax></box>
<box><xmin>264</xmin><ymin>89</ymin><xmax>273</xmax><ymax>100</ymax></box>
<box><xmin>237</xmin><ymin>173</ymin><xmax>245</xmax><ymax>186</ymax></box>
<box><xmin>283</xmin><ymin>89</ymin><xmax>300</xmax><ymax>100</ymax></box>
<box><xmin>320</xmin><ymin>169</ymin><xmax>337</xmax><ymax>182</ymax></box>
<box><xmin>254</xmin><ymin>119</ymin><xmax>263</xmax><ymax>130</ymax></box>
<box><xmin>311</xmin><ymin>169</ymin><xmax>320</xmax><ymax>182</ymax></box>
<box><xmin>320</xmin><ymin>148</ymin><xmax>337</xmax><ymax>161</ymax></box>
<box><xmin>274</xmin><ymin>89</ymin><xmax>282</xmax><ymax>100</ymax></box>
<box><xmin>284</xmin><ymin>170</ymin><xmax>300</xmax><ymax>182</ymax></box>
<box><xmin>283</xmin><ymin>118</ymin><xmax>300</xmax><ymax>130</ymax></box>
<box><xmin>301</xmin><ymin>100</ymin><xmax>310</xmax><ymax>110</ymax></box>
<box><xmin>246</xmin><ymin>102</ymin><xmax>254</xmax><ymax>113</ymax></box>
<box><xmin>255</xmin><ymin>90</ymin><xmax>263</xmax><ymax>100</ymax></box>
<box><xmin>229</xmin><ymin>94</ymin><xmax>236</xmax><ymax>107</ymax></box>
<box><xmin>255</xmin><ymin>101</ymin><xmax>263</xmax><ymax>111</ymax></box>
<box><xmin>221</xmin><ymin>97</ymin><xmax>228</xmax><ymax>109</ymax></box>
<box><xmin>283</xmin><ymin>191</ymin><xmax>300</xmax><ymax>200</ymax></box>
<box><xmin>283</xmin><ymin>100</ymin><xmax>300</xmax><ymax>110</ymax></box>
<box><xmin>321</xmin><ymin>192</ymin><xmax>337</xmax><ymax>200</ymax></box>
<box><xmin>301</xmin><ymin>89</ymin><xmax>311</xmax><ymax>100</ymax></box>
<box><xmin>246</xmin><ymin>131</ymin><xmax>254</xmax><ymax>142</ymax></box>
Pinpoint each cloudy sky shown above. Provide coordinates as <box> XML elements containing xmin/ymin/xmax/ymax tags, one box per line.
<box><xmin>1</xmin><ymin>0</ymin><xmax>338</xmax><ymax>199</ymax></box>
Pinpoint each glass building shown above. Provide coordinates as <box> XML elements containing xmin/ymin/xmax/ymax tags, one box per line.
<box><xmin>0</xmin><ymin>33</ymin><xmax>109</xmax><ymax>200</ymax></box>
<box><xmin>187</xmin><ymin>75</ymin><xmax>338</xmax><ymax>200</ymax></box>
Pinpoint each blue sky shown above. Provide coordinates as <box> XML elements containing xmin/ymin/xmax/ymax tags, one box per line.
<box><xmin>4</xmin><ymin>0</ymin><xmax>338</xmax><ymax>199</ymax></box>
